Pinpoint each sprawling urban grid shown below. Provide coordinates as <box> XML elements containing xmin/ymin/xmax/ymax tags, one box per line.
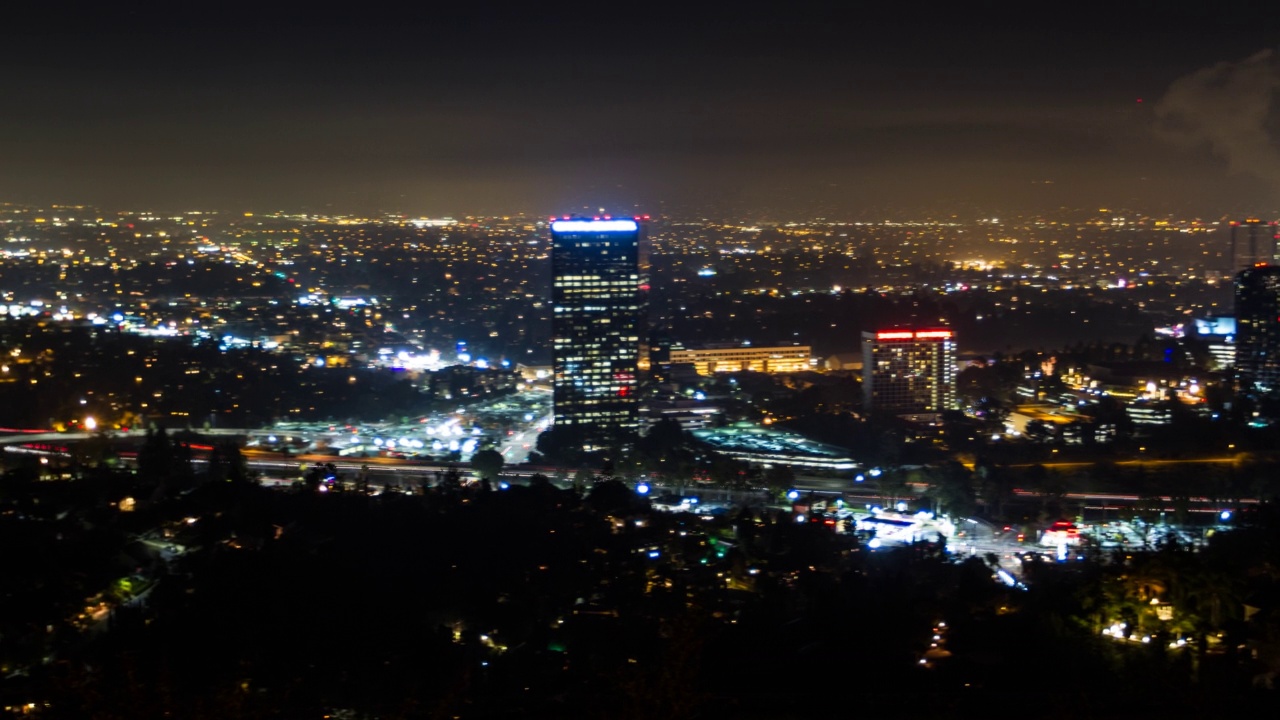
<box><xmin>3</xmin><ymin>202</ymin><xmax>1280</xmax><ymax>717</ymax></box>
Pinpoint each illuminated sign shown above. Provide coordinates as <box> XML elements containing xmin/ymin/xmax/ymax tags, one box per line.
<box><xmin>550</xmin><ymin>219</ymin><xmax>639</xmax><ymax>233</ymax></box>
<box><xmin>875</xmin><ymin>329</ymin><xmax>953</xmax><ymax>340</ymax></box>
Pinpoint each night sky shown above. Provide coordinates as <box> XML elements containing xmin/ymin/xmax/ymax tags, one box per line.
<box><xmin>2</xmin><ymin>2</ymin><xmax>1278</xmax><ymax>217</ymax></box>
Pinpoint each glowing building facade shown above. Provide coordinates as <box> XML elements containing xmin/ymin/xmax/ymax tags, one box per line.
<box><xmin>551</xmin><ymin>219</ymin><xmax>642</xmax><ymax>447</ymax></box>
<box><xmin>861</xmin><ymin>329</ymin><xmax>957</xmax><ymax>415</ymax></box>
<box><xmin>667</xmin><ymin>344</ymin><xmax>812</xmax><ymax>375</ymax></box>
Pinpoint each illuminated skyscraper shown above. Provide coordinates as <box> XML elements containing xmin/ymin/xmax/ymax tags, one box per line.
<box><xmin>861</xmin><ymin>328</ymin><xmax>957</xmax><ymax>415</ymax></box>
<box><xmin>550</xmin><ymin>218</ymin><xmax>642</xmax><ymax>448</ymax></box>
<box><xmin>1235</xmin><ymin>265</ymin><xmax>1280</xmax><ymax>393</ymax></box>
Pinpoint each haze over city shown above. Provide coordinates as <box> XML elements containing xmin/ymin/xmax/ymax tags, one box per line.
<box><xmin>3</xmin><ymin>3</ymin><xmax>1280</xmax><ymax>216</ymax></box>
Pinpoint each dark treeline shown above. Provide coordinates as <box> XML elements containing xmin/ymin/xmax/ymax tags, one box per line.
<box><xmin>4</xmin><ymin>454</ymin><xmax>1280</xmax><ymax>718</ymax></box>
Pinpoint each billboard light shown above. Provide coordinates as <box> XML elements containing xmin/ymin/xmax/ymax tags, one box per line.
<box><xmin>550</xmin><ymin>219</ymin><xmax>638</xmax><ymax>233</ymax></box>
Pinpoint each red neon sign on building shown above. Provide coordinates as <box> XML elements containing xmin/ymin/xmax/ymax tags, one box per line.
<box><xmin>874</xmin><ymin>329</ymin><xmax>953</xmax><ymax>341</ymax></box>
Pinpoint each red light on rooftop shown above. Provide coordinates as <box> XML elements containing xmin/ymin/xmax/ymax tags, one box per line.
<box><xmin>875</xmin><ymin>331</ymin><xmax>915</xmax><ymax>340</ymax></box>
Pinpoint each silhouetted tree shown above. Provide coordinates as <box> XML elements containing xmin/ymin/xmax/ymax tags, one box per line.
<box><xmin>470</xmin><ymin>448</ymin><xmax>505</xmax><ymax>482</ymax></box>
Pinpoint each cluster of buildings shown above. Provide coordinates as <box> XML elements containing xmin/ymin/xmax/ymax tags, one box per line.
<box><xmin>548</xmin><ymin>215</ymin><xmax>1280</xmax><ymax>453</ymax></box>
<box><xmin>548</xmin><ymin>218</ymin><xmax>963</xmax><ymax>454</ymax></box>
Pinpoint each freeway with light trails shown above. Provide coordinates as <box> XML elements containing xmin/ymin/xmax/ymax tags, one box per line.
<box><xmin>2</xmin><ymin>427</ymin><xmax>1261</xmax><ymax>514</ymax></box>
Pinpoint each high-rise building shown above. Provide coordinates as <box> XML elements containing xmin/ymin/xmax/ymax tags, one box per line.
<box><xmin>1235</xmin><ymin>265</ymin><xmax>1280</xmax><ymax>393</ymax></box>
<box><xmin>861</xmin><ymin>329</ymin><xmax>957</xmax><ymax>415</ymax></box>
<box><xmin>550</xmin><ymin>218</ymin><xmax>642</xmax><ymax>448</ymax></box>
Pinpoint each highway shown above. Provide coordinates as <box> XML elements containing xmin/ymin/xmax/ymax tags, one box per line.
<box><xmin>2</xmin><ymin>427</ymin><xmax>1262</xmax><ymax>512</ymax></box>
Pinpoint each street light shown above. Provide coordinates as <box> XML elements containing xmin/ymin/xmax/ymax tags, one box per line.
<box><xmin>84</xmin><ymin>416</ymin><xmax>97</xmax><ymax>431</ymax></box>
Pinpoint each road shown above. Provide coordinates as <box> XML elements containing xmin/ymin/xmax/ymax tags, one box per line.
<box><xmin>3</xmin><ymin>427</ymin><xmax>1262</xmax><ymax>513</ymax></box>
<box><xmin>1006</xmin><ymin>455</ymin><xmax>1245</xmax><ymax>470</ymax></box>
<box><xmin>496</xmin><ymin>413</ymin><xmax>551</xmax><ymax>465</ymax></box>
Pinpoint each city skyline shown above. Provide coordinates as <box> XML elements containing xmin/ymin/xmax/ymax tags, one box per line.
<box><xmin>7</xmin><ymin>6</ymin><xmax>1280</xmax><ymax>716</ymax></box>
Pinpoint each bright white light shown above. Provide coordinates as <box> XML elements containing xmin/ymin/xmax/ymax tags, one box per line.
<box><xmin>786</xmin><ymin>489</ymin><xmax>800</xmax><ymax>501</ymax></box>
<box><xmin>895</xmin><ymin>501</ymin><xmax>908</xmax><ymax>512</ymax></box>
<box><xmin>551</xmin><ymin>219</ymin><xmax>638</xmax><ymax>233</ymax></box>
<box><xmin>84</xmin><ymin>416</ymin><xmax>97</xmax><ymax>431</ymax></box>
<box><xmin>1220</xmin><ymin>510</ymin><xmax>1232</xmax><ymax>522</ymax></box>
<box><xmin>868</xmin><ymin>538</ymin><xmax>882</xmax><ymax>549</ymax></box>
<box><xmin>636</xmin><ymin>482</ymin><xmax>651</xmax><ymax>495</ymax></box>
<box><xmin>869</xmin><ymin>467</ymin><xmax>883</xmax><ymax>477</ymax></box>
<box><xmin>854</xmin><ymin>474</ymin><xmax>865</xmax><ymax>483</ymax></box>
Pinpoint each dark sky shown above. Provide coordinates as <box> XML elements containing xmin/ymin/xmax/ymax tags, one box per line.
<box><xmin>2</xmin><ymin>1</ymin><xmax>1279</xmax><ymax>217</ymax></box>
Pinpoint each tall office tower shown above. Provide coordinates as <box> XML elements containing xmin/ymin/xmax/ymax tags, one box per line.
<box><xmin>550</xmin><ymin>218</ymin><xmax>642</xmax><ymax>449</ymax></box>
<box><xmin>1229</xmin><ymin>219</ymin><xmax>1279</xmax><ymax>273</ymax></box>
<box><xmin>1235</xmin><ymin>265</ymin><xmax>1280</xmax><ymax>393</ymax></box>
<box><xmin>861</xmin><ymin>328</ymin><xmax>957</xmax><ymax>416</ymax></box>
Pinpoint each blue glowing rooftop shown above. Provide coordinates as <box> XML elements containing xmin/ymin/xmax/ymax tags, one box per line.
<box><xmin>550</xmin><ymin>219</ymin><xmax>638</xmax><ymax>233</ymax></box>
